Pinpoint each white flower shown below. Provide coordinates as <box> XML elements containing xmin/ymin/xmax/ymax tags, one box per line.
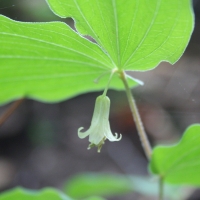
<box><xmin>78</xmin><ymin>95</ymin><xmax>122</xmax><ymax>152</ymax></box>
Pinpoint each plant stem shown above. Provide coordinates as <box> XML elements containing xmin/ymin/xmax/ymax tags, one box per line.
<box><xmin>159</xmin><ymin>176</ymin><xmax>164</xmax><ymax>200</ymax></box>
<box><xmin>0</xmin><ymin>98</ymin><xmax>25</xmax><ymax>127</ymax></box>
<box><xmin>102</xmin><ymin>68</ymin><xmax>117</xmax><ymax>96</ymax></box>
<box><xmin>120</xmin><ymin>70</ymin><xmax>152</xmax><ymax>160</ymax></box>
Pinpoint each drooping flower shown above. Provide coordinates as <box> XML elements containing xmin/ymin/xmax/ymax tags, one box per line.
<box><xmin>78</xmin><ymin>95</ymin><xmax>122</xmax><ymax>152</ymax></box>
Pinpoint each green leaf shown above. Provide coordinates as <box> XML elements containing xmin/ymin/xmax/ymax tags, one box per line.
<box><xmin>47</xmin><ymin>0</ymin><xmax>194</xmax><ymax>70</ymax></box>
<box><xmin>149</xmin><ymin>124</ymin><xmax>200</xmax><ymax>186</ymax></box>
<box><xmin>0</xmin><ymin>15</ymin><xmax>134</xmax><ymax>105</ymax></box>
<box><xmin>63</xmin><ymin>173</ymin><xmax>187</xmax><ymax>199</ymax></box>
<box><xmin>0</xmin><ymin>187</ymin><xmax>72</xmax><ymax>200</ymax></box>
<box><xmin>0</xmin><ymin>0</ymin><xmax>194</xmax><ymax>104</ymax></box>
<box><xmin>64</xmin><ymin>173</ymin><xmax>133</xmax><ymax>198</ymax></box>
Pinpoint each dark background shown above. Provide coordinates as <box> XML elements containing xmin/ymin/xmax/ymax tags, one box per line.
<box><xmin>0</xmin><ymin>1</ymin><xmax>200</xmax><ymax>199</ymax></box>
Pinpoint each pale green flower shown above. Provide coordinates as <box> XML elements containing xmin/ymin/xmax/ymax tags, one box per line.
<box><xmin>78</xmin><ymin>95</ymin><xmax>122</xmax><ymax>152</ymax></box>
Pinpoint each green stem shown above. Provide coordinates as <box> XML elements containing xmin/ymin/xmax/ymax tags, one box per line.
<box><xmin>102</xmin><ymin>68</ymin><xmax>117</xmax><ymax>96</ymax></box>
<box><xmin>159</xmin><ymin>176</ymin><xmax>164</xmax><ymax>200</ymax></box>
<box><xmin>120</xmin><ymin>70</ymin><xmax>152</xmax><ymax>160</ymax></box>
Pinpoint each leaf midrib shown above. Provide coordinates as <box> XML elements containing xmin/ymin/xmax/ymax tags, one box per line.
<box><xmin>123</xmin><ymin>0</ymin><xmax>162</xmax><ymax>68</ymax></box>
<box><xmin>73</xmin><ymin>0</ymin><xmax>117</xmax><ymax>68</ymax></box>
<box><xmin>0</xmin><ymin>55</ymin><xmax>107</xmax><ymax>70</ymax></box>
<box><xmin>0</xmin><ymin>31</ymin><xmax>109</xmax><ymax>68</ymax></box>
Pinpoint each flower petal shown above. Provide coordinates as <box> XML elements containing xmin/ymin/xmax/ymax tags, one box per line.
<box><xmin>78</xmin><ymin>127</ymin><xmax>90</xmax><ymax>139</ymax></box>
<box><xmin>106</xmin><ymin>132</ymin><xmax>122</xmax><ymax>141</ymax></box>
<box><xmin>88</xmin><ymin>124</ymin><xmax>105</xmax><ymax>145</ymax></box>
<box><xmin>104</xmin><ymin>122</ymin><xmax>122</xmax><ymax>141</ymax></box>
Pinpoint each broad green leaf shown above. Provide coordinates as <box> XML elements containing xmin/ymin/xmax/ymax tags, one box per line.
<box><xmin>0</xmin><ymin>187</ymin><xmax>72</xmax><ymax>200</ymax></box>
<box><xmin>63</xmin><ymin>173</ymin><xmax>187</xmax><ymax>199</ymax></box>
<box><xmin>0</xmin><ymin>15</ymin><xmax>136</xmax><ymax>105</ymax></box>
<box><xmin>149</xmin><ymin>124</ymin><xmax>200</xmax><ymax>186</ymax></box>
<box><xmin>64</xmin><ymin>173</ymin><xmax>133</xmax><ymax>198</ymax></box>
<box><xmin>0</xmin><ymin>0</ymin><xmax>194</xmax><ymax>104</ymax></box>
<box><xmin>47</xmin><ymin>0</ymin><xmax>194</xmax><ymax>70</ymax></box>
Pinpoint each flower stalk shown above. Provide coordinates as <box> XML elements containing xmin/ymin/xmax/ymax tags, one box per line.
<box><xmin>78</xmin><ymin>69</ymin><xmax>121</xmax><ymax>152</ymax></box>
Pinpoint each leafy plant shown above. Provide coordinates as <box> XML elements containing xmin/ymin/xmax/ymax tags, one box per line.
<box><xmin>63</xmin><ymin>173</ymin><xmax>189</xmax><ymax>200</ymax></box>
<box><xmin>0</xmin><ymin>0</ymin><xmax>193</xmax><ymax>104</ymax></box>
<box><xmin>150</xmin><ymin>124</ymin><xmax>200</xmax><ymax>186</ymax></box>
<box><xmin>0</xmin><ymin>0</ymin><xmax>197</xmax><ymax>199</ymax></box>
<box><xmin>0</xmin><ymin>187</ymin><xmax>72</xmax><ymax>200</ymax></box>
